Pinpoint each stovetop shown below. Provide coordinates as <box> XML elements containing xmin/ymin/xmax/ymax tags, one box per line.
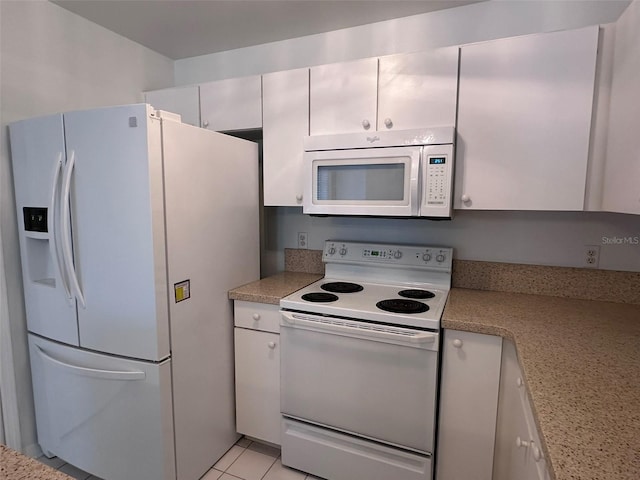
<box><xmin>280</xmin><ymin>277</ymin><xmax>449</xmax><ymax>331</ymax></box>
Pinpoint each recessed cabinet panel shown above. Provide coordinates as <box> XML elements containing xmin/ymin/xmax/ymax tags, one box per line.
<box><xmin>456</xmin><ymin>26</ymin><xmax>599</xmax><ymax>210</ymax></box>
<box><xmin>436</xmin><ymin>330</ymin><xmax>502</xmax><ymax>480</ymax></box>
<box><xmin>234</xmin><ymin>327</ymin><xmax>281</xmax><ymax>445</ymax></box>
<box><xmin>378</xmin><ymin>48</ymin><xmax>459</xmax><ymax>131</ymax></box>
<box><xmin>310</xmin><ymin>58</ymin><xmax>378</xmax><ymax>135</ymax></box>
<box><xmin>144</xmin><ymin>86</ymin><xmax>200</xmax><ymax>127</ymax></box>
<box><xmin>200</xmin><ymin>76</ymin><xmax>262</xmax><ymax>131</ymax></box>
<box><xmin>263</xmin><ymin>68</ymin><xmax>309</xmax><ymax>206</ymax></box>
<box><xmin>603</xmin><ymin>2</ymin><xmax>640</xmax><ymax>214</ymax></box>
<box><xmin>494</xmin><ymin>340</ymin><xmax>549</xmax><ymax>480</ymax></box>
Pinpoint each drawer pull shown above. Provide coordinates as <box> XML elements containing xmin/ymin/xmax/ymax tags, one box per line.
<box><xmin>268</xmin><ymin>342</ymin><xmax>276</xmax><ymax>349</ymax></box>
<box><xmin>252</xmin><ymin>313</ymin><xmax>261</xmax><ymax>321</ymax></box>
<box><xmin>516</xmin><ymin>436</ymin><xmax>529</xmax><ymax>448</ymax></box>
<box><xmin>452</xmin><ymin>339</ymin><xmax>463</xmax><ymax>348</ymax></box>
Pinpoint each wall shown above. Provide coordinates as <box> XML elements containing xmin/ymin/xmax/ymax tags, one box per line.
<box><xmin>175</xmin><ymin>0</ymin><xmax>630</xmax><ymax>84</ymax></box>
<box><xmin>0</xmin><ymin>0</ymin><xmax>174</xmax><ymax>454</ymax></box>
<box><xmin>262</xmin><ymin>209</ymin><xmax>640</xmax><ymax>276</ymax></box>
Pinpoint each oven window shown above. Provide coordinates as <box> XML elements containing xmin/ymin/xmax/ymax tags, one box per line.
<box><xmin>317</xmin><ymin>163</ymin><xmax>405</xmax><ymax>201</ymax></box>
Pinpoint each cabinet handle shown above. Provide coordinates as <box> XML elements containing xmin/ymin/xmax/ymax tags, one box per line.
<box><xmin>384</xmin><ymin>118</ymin><xmax>393</xmax><ymax>128</ymax></box>
<box><xmin>461</xmin><ymin>194</ymin><xmax>471</xmax><ymax>203</ymax></box>
<box><xmin>516</xmin><ymin>436</ymin><xmax>529</xmax><ymax>448</ymax></box>
<box><xmin>362</xmin><ymin>119</ymin><xmax>371</xmax><ymax>130</ymax></box>
<box><xmin>452</xmin><ymin>339</ymin><xmax>463</xmax><ymax>348</ymax></box>
<box><xmin>268</xmin><ymin>342</ymin><xmax>276</xmax><ymax>349</ymax></box>
<box><xmin>531</xmin><ymin>442</ymin><xmax>542</xmax><ymax>462</ymax></box>
<box><xmin>252</xmin><ymin>313</ymin><xmax>261</xmax><ymax>321</ymax></box>
<box><xmin>202</xmin><ymin>120</ymin><xmax>210</xmax><ymax>128</ymax></box>
<box><xmin>516</xmin><ymin>377</ymin><xmax>523</xmax><ymax>387</ymax></box>
<box><xmin>296</xmin><ymin>194</ymin><xmax>303</xmax><ymax>203</ymax></box>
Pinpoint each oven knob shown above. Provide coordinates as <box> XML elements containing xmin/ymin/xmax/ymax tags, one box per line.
<box><xmin>436</xmin><ymin>254</ymin><xmax>446</xmax><ymax>263</ymax></box>
<box><xmin>394</xmin><ymin>250</ymin><xmax>402</xmax><ymax>259</ymax></box>
<box><xmin>328</xmin><ymin>246</ymin><xmax>336</xmax><ymax>255</ymax></box>
<box><xmin>422</xmin><ymin>253</ymin><xmax>432</xmax><ymax>262</ymax></box>
<box><xmin>339</xmin><ymin>247</ymin><xmax>348</xmax><ymax>256</ymax></box>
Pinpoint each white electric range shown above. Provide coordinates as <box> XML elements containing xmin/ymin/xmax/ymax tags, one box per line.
<box><xmin>279</xmin><ymin>240</ymin><xmax>453</xmax><ymax>480</ymax></box>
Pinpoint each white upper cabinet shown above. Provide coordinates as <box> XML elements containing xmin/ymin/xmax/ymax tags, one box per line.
<box><xmin>378</xmin><ymin>48</ymin><xmax>459</xmax><ymax>131</ymax></box>
<box><xmin>602</xmin><ymin>1</ymin><xmax>640</xmax><ymax>215</ymax></box>
<box><xmin>310</xmin><ymin>58</ymin><xmax>378</xmax><ymax>135</ymax></box>
<box><xmin>200</xmin><ymin>75</ymin><xmax>262</xmax><ymax>131</ymax></box>
<box><xmin>263</xmin><ymin>68</ymin><xmax>309</xmax><ymax>206</ymax></box>
<box><xmin>455</xmin><ymin>26</ymin><xmax>599</xmax><ymax>211</ymax></box>
<box><xmin>144</xmin><ymin>85</ymin><xmax>200</xmax><ymax>127</ymax></box>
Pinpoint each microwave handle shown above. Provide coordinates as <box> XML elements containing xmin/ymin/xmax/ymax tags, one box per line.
<box><xmin>410</xmin><ymin>156</ymin><xmax>420</xmax><ymax>215</ymax></box>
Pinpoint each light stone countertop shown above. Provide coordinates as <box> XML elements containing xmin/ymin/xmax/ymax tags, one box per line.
<box><xmin>228</xmin><ymin>271</ymin><xmax>323</xmax><ymax>305</ymax></box>
<box><xmin>443</xmin><ymin>288</ymin><xmax>640</xmax><ymax>480</ymax></box>
<box><xmin>0</xmin><ymin>445</ymin><xmax>72</xmax><ymax>480</ymax></box>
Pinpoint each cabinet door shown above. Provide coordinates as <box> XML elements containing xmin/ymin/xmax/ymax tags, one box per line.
<box><xmin>603</xmin><ymin>2</ymin><xmax>640</xmax><ymax>214</ymax></box>
<box><xmin>456</xmin><ymin>26</ymin><xmax>598</xmax><ymax>210</ymax></box>
<box><xmin>494</xmin><ymin>340</ymin><xmax>548</xmax><ymax>480</ymax></box>
<box><xmin>200</xmin><ymin>75</ymin><xmax>262</xmax><ymax>131</ymax></box>
<box><xmin>263</xmin><ymin>68</ymin><xmax>309</xmax><ymax>206</ymax></box>
<box><xmin>436</xmin><ymin>330</ymin><xmax>502</xmax><ymax>480</ymax></box>
<box><xmin>310</xmin><ymin>58</ymin><xmax>378</xmax><ymax>135</ymax></box>
<box><xmin>144</xmin><ymin>86</ymin><xmax>200</xmax><ymax>127</ymax></box>
<box><xmin>234</xmin><ymin>328</ymin><xmax>281</xmax><ymax>445</ymax></box>
<box><xmin>378</xmin><ymin>48</ymin><xmax>458</xmax><ymax>131</ymax></box>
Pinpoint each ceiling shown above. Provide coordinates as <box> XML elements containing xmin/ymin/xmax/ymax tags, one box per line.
<box><xmin>52</xmin><ymin>0</ymin><xmax>482</xmax><ymax>60</ymax></box>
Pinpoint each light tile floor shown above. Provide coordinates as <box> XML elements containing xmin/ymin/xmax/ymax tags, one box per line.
<box><xmin>37</xmin><ymin>437</ymin><xmax>324</xmax><ymax>480</ymax></box>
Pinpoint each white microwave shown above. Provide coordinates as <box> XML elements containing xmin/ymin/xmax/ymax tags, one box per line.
<box><xmin>303</xmin><ymin>127</ymin><xmax>455</xmax><ymax>218</ymax></box>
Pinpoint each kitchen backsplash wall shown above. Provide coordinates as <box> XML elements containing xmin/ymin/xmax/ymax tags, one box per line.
<box><xmin>263</xmin><ymin>208</ymin><xmax>640</xmax><ymax>276</ymax></box>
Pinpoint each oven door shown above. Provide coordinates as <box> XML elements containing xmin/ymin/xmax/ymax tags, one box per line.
<box><xmin>280</xmin><ymin>311</ymin><xmax>439</xmax><ymax>453</ymax></box>
<box><xmin>303</xmin><ymin>146</ymin><xmax>421</xmax><ymax>216</ymax></box>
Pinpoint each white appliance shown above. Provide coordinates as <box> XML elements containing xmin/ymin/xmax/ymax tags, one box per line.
<box><xmin>9</xmin><ymin>104</ymin><xmax>260</xmax><ymax>480</ymax></box>
<box><xmin>279</xmin><ymin>240</ymin><xmax>452</xmax><ymax>480</ymax></box>
<box><xmin>303</xmin><ymin>128</ymin><xmax>455</xmax><ymax>218</ymax></box>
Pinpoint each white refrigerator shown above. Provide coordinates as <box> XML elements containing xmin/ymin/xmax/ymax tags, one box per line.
<box><xmin>9</xmin><ymin>104</ymin><xmax>260</xmax><ymax>480</ymax></box>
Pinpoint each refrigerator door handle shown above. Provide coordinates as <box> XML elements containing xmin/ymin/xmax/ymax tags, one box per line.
<box><xmin>61</xmin><ymin>150</ymin><xmax>86</xmax><ymax>308</ymax></box>
<box><xmin>49</xmin><ymin>154</ymin><xmax>72</xmax><ymax>300</ymax></box>
<box><xmin>35</xmin><ymin>346</ymin><xmax>146</xmax><ymax>381</ymax></box>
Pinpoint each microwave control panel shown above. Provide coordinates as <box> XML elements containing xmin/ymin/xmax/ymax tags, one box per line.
<box><xmin>425</xmin><ymin>156</ymin><xmax>448</xmax><ymax>205</ymax></box>
<box><xmin>421</xmin><ymin>144</ymin><xmax>454</xmax><ymax>218</ymax></box>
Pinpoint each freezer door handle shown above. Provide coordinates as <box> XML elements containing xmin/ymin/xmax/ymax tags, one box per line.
<box><xmin>60</xmin><ymin>150</ymin><xmax>86</xmax><ymax>308</ymax></box>
<box><xmin>35</xmin><ymin>346</ymin><xmax>146</xmax><ymax>381</ymax></box>
<box><xmin>49</xmin><ymin>154</ymin><xmax>71</xmax><ymax>300</ymax></box>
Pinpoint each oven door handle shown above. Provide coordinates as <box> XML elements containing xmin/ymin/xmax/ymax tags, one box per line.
<box><xmin>281</xmin><ymin>311</ymin><xmax>438</xmax><ymax>348</ymax></box>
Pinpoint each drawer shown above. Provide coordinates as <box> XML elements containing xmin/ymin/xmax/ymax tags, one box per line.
<box><xmin>234</xmin><ymin>301</ymin><xmax>281</xmax><ymax>333</ymax></box>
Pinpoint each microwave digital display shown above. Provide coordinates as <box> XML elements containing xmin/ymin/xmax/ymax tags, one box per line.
<box><xmin>429</xmin><ymin>157</ymin><xmax>446</xmax><ymax>165</ymax></box>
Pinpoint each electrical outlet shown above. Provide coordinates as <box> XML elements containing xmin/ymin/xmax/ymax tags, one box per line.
<box><xmin>583</xmin><ymin>245</ymin><xmax>600</xmax><ymax>268</ymax></box>
<box><xmin>298</xmin><ymin>232</ymin><xmax>308</xmax><ymax>249</ymax></box>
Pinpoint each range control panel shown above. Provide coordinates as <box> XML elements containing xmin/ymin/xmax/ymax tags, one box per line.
<box><xmin>324</xmin><ymin>241</ymin><xmax>453</xmax><ymax>271</ymax></box>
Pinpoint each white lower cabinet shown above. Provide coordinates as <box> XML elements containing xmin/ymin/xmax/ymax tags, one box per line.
<box><xmin>436</xmin><ymin>330</ymin><xmax>502</xmax><ymax>480</ymax></box>
<box><xmin>233</xmin><ymin>301</ymin><xmax>281</xmax><ymax>445</ymax></box>
<box><xmin>493</xmin><ymin>340</ymin><xmax>550</xmax><ymax>480</ymax></box>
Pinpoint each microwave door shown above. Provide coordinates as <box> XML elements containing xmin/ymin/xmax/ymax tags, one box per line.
<box><xmin>304</xmin><ymin>147</ymin><xmax>421</xmax><ymax>216</ymax></box>
<box><xmin>419</xmin><ymin>144</ymin><xmax>454</xmax><ymax>218</ymax></box>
